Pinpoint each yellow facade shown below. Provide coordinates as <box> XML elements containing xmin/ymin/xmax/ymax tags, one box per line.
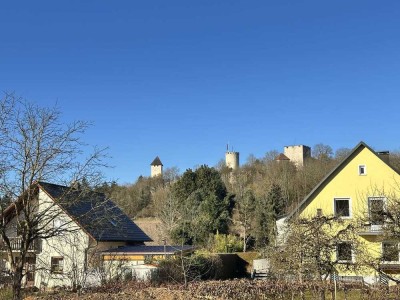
<box><xmin>290</xmin><ymin>142</ymin><xmax>400</xmax><ymax>282</ymax></box>
<box><xmin>300</xmin><ymin>146</ymin><xmax>399</xmax><ymax>218</ymax></box>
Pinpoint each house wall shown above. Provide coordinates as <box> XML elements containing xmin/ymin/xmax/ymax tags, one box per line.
<box><xmin>1</xmin><ymin>206</ymin><xmax>35</xmax><ymax>283</ymax></box>
<box><xmin>90</xmin><ymin>240</ymin><xmax>127</xmax><ymax>252</ymax></box>
<box><xmin>4</xmin><ymin>211</ymin><xmax>26</xmax><ymax>237</ymax></box>
<box><xmin>34</xmin><ymin>189</ymin><xmax>93</xmax><ymax>289</ymax></box>
<box><xmin>300</xmin><ymin>147</ymin><xmax>399</xmax><ymax>219</ymax></box>
<box><xmin>298</xmin><ymin>146</ymin><xmax>400</xmax><ymax>282</ymax></box>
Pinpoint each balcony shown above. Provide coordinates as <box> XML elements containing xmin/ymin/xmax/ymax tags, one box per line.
<box><xmin>358</xmin><ymin>223</ymin><xmax>385</xmax><ymax>236</ymax></box>
<box><xmin>380</xmin><ymin>263</ymin><xmax>400</xmax><ymax>271</ymax></box>
<box><xmin>0</xmin><ymin>237</ymin><xmax>40</xmax><ymax>252</ymax></box>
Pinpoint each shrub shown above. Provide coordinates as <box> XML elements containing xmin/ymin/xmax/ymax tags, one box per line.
<box><xmin>0</xmin><ymin>287</ymin><xmax>13</xmax><ymax>300</ymax></box>
<box><xmin>211</xmin><ymin>233</ymin><xmax>243</xmax><ymax>253</ymax></box>
<box><xmin>155</xmin><ymin>253</ymin><xmax>222</xmax><ymax>284</ymax></box>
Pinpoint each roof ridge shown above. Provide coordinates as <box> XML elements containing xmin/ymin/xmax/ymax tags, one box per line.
<box><xmin>286</xmin><ymin>141</ymin><xmax>399</xmax><ymax>220</ymax></box>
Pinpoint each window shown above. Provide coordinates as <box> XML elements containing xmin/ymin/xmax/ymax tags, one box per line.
<box><xmin>359</xmin><ymin>165</ymin><xmax>366</xmax><ymax>175</ymax></box>
<box><xmin>369</xmin><ymin>197</ymin><xmax>385</xmax><ymax>225</ymax></box>
<box><xmin>382</xmin><ymin>242</ymin><xmax>399</xmax><ymax>262</ymax></box>
<box><xmin>316</xmin><ymin>208</ymin><xmax>323</xmax><ymax>217</ymax></box>
<box><xmin>337</xmin><ymin>242</ymin><xmax>352</xmax><ymax>262</ymax></box>
<box><xmin>334</xmin><ymin>198</ymin><xmax>350</xmax><ymax>217</ymax></box>
<box><xmin>51</xmin><ymin>257</ymin><xmax>64</xmax><ymax>274</ymax></box>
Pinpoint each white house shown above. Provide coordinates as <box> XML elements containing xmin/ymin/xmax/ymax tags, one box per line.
<box><xmin>0</xmin><ymin>182</ymin><xmax>152</xmax><ymax>289</ymax></box>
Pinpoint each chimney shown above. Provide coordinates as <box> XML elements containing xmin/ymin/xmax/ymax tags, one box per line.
<box><xmin>377</xmin><ymin>151</ymin><xmax>390</xmax><ymax>164</ymax></box>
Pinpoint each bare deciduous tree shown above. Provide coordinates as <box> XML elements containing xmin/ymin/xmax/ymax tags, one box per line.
<box><xmin>269</xmin><ymin>215</ymin><xmax>361</xmax><ymax>300</ymax></box>
<box><xmin>0</xmin><ymin>93</ymin><xmax>106</xmax><ymax>300</ymax></box>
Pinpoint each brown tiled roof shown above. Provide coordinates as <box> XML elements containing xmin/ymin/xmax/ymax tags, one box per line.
<box><xmin>275</xmin><ymin>153</ymin><xmax>290</xmax><ymax>161</ymax></box>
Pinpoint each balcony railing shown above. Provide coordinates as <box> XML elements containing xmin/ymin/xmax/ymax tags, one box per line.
<box><xmin>380</xmin><ymin>263</ymin><xmax>400</xmax><ymax>271</ymax></box>
<box><xmin>358</xmin><ymin>223</ymin><xmax>385</xmax><ymax>236</ymax></box>
<box><xmin>0</xmin><ymin>237</ymin><xmax>40</xmax><ymax>252</ymax></box>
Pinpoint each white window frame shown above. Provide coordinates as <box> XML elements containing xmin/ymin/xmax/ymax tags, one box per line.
<box><xmin>336</xmin><ymin>241</ymin><xmax>354</xmax><ymax>263</ymax></box>
<box><xmin>333</xmin><ymin>197</ymin><xmax>352</xmax><ymax>219</ymax></box>
<box><xmin>51</xmin><ymin>256</ymin><xmax>64</xmax><ymax>274</ymax></box>
<box><xmin>359</xmin><ymin>164</ymin><xmax>367</xmax><ymax>176</ymax></box>
<box><xmin>381</xmin><ymin>242</ymin><xmax>399</xmax><ymax>263</ymax></box>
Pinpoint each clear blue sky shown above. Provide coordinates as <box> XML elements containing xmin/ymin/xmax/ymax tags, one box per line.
<box><xmin>1</xmin><ymin>1</ymin><xmax>400</xmax><ymax>184</ymax></box>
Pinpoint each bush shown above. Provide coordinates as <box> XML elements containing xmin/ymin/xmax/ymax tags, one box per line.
<box><xmin>0</xmin><ymin>287</ymin><xmax>13</xmax><ymax>300</ymax></box>
<box><xmin>211</xmin><ymin>233</ymin><xmax>243</xmax><ymax>253</ymax></box>
<box><xmin>155</xmin><ymin>253</ymin><xmax>222</xmax><ymax>284</ymax></box>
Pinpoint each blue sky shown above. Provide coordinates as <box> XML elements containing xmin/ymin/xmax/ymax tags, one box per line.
<box><xmin>1</xmin><ymin>1</ymin><xmax>400</xmax><ymax>183</ymax></box>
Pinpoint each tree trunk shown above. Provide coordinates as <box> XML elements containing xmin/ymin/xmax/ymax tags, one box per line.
<box><xmin>243</xmin><ymin>226</ymin><xmax>247</xmax><ymax>252</ymax></box>
<box><xmin>318</xmin><ymin>289</ymin><xmax>326</xmax><ymax>300</ymax></box>
<box><xmin>12</xmin><ymin>266</ymin><xmax>23</xmax><ymax>300</ymax></box>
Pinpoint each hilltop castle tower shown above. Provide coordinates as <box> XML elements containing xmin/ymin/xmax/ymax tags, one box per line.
<box><xmin>150</xmin><ymin>156</ymin><xmax>163</xmax><ymax>177</ymax></box>
<box><xmin>225</xmin><ymin>146</ymin><xmax>239</xmax><ymax>170</ymax></box>
<box><xmin>283</xmin><ymin>145</ymin><xmax>311</xmax><ymax>168</ymax></box>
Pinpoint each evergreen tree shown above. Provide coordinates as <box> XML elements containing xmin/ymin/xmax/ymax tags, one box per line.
<box><xmin>169</xmin><ymin>165</ymin><xmax>233</xmax><ymax>245</ymax></box>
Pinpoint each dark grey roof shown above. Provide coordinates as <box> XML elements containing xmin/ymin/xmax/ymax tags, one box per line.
<box><xmin>102</xmin><ymin>245</ymin><xmax>194</xmax><ymax>254</ymax></box>
<box><xmin>286</xmin><ymin>141</ymin><xmax>400</xmax><ymax>220</ymax></box>
<box><xmin>38</xmin><ymin>182</ymin><xmax>152</xmax><ymax>243</ymax></box>
<box><xmin>150</xmin><ymin>156</ymin><xmax>163</xmax><ymax>166</ymax></box>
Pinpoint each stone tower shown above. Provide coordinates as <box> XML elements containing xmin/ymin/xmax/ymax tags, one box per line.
<box><xmin>150</xmin><ymin>156</ymin><xmax>163</xmax><ymax>177</ymax></box>
<box><xmin>225</xmin><ymin>150</ymin><xmax>239</xmax><ymax>170</ymax></box>
<box><xmin>283</xmin><ymin>145</ymin><xmax>311</xmax><ymax>168</ymax></box>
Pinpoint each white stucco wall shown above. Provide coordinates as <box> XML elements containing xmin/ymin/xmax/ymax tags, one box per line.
<box><xmin>34</xmin><ymin>190</ymin><xmax>94</xmax><ymax>289</ymax></box>
<box><xmin>284</xmin><ymin>145</ymin><xmax>311</xmax><ymax>168</ymax></box>
<box><xmin>225</xmin><ymin>151</ymin><xmax>239</xmax><ymax>170</ymax></box>
<box><xmin>151</xmin><ymin>165</ymin><xmax>163</xmax><ymax>177</ymax></box>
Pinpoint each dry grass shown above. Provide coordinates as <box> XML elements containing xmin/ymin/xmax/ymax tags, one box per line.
<box><xmin>24</xmin><ymin>279</ymin><xmax>400</xmax><ymax>300</ymax></box>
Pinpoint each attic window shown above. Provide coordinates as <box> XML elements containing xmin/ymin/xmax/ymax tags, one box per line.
<box><xmin>359</xmin><ymin>165</ymin><xmax>366</xmax><ymax>176</ymax></box>
<box><xmin>109</xmin><ymin>219</ymin><xmax>117</xmax><ymax>227</ymax></box>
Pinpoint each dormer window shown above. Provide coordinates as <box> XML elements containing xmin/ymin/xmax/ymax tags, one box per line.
<box><xmin>359</xmin><ymin>165</ymin><xmax>366</xmax><ymax>175</ymax></box>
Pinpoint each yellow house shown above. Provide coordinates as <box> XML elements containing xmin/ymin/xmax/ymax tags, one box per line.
<box><xmin>283</xmin><ymin>141</ymin><xmax>400</xmax><ymax>284</ymax></box>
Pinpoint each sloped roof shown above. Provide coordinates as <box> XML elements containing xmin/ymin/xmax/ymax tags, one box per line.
<box><xmin>275</xmin><ymin>153</ymin><xmax>290</xmax><ymax>161</ymax></box>
<box><xmin>286</xmin><ymin>141</ymin><xmax>400</xmax><ymax>220</ymax></box>
<box><xmin>102</xmin><ymin>245</ymin><xmax>194</xmax><ymax>255</ymax></box>
<box><xmin>38</xmin><ymin>182</ymin><xmax>152</xmax><ymax>243</ymax></box>
<box><xmin>150</xmin><ymin>156</ymin><xmax>163</xmax><ymax>166</ymax></box>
